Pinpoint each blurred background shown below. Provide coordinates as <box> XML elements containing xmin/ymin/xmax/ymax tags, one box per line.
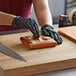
<box><xmin>31</xmin><ymin>0</ymin><xmax>76</xmax><ymax>24</ymax></box>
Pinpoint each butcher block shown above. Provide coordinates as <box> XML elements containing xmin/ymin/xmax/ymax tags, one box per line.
<box><xmin>59</xmin><ymin>26</ymin><xmax>76</xmax><ymax>43</ymax></box>
<box><xmin>0</xmin><ymin>29</ymin><xmax>76</xmax><ymax>76</ymax></box>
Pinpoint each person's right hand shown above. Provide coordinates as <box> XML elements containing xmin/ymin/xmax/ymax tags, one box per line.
<box><xmin>12</xmin><ymin>16</ymin><xmax>40</xmax><ymax>38</ymax></box>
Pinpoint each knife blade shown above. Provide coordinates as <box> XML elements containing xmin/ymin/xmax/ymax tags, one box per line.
<box><xmin>0</xmin><ymin>42</ymin><xmax>26</xmax><ymax>62</ymax></box>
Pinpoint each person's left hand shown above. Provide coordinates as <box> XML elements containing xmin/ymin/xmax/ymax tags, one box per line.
<box><xmin>41</xmin><ymin>24</ymin><xmax>63</xmax><ymax>44</ymax></box>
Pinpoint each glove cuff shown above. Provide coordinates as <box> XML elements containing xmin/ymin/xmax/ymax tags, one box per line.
<box><xmin>41</xmin><ymin>24</ymin><xmax>54</xmax><ymax>30</ymax></box>
<box><xmin>12</xmin><ymin>16</ymin><xmax>21</xmax><ymax>26</ymax></box>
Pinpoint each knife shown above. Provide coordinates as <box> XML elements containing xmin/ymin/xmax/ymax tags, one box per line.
<box><xmin>0</xmin><ymin>42</ymin><xmax>26</xmax><ymax>62</ymax></box>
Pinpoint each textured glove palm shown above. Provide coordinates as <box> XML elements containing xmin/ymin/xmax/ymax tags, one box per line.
<box><xmin>12</xmin><ymin>16</ymin><xmax>40</xmax><ymax>38</ymax></box>
<box><xmin>41</xmin><ymin>24</ymin><xmax>63</xmax><ymax>44</ymax></box>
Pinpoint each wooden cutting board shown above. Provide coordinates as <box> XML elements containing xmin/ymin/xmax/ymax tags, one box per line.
<box><xmin>0</xmin><ymin>31</ymin><xmax>76</xmax><ymax>76</ymax></box>
<box><xmin>58</xmin><ymin>26</ymin><xmax>76</xmax><ymax>43</ymax></box>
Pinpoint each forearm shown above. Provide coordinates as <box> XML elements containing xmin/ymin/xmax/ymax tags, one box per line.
<box><xmin>35</xmin><ymin>7</ymin><xmax>53</xmax><ymax>26</ymax></box>
<box><xmin>0</xmin><ymin>11</ymin><xmax>16</xmax><ymax>26</ymax></box>
<box><xmin>32</xmin><ymin>0</ymin><xmax>53</xmax><ymax>26</ymax></box>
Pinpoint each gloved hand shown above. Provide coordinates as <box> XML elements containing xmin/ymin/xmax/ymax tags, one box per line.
<box><xmin>12</xmin><ymin>16</ymin><xmax>40</xmax><ymax>38</ymax></box>
<box><xmin>41</xmin><ymin>24</ymin><xmax>63</xmax><ymax>44</ymax></box>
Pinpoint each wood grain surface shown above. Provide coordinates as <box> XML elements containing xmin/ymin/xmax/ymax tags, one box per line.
<box><xmin>0</xmin><ymin>31</ymin><xmax>76</xmax><ymax>76</ymax></box>
<box><xmin>59</xmin><ymin>26</ymin><xmax>76</xmax><ymax>43</ymax></box>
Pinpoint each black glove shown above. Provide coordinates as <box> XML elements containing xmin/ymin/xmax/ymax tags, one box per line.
<box><xmin>41</xmin><ymin>24</ymin><xmax>63</xmax><ymax>44</ymax></box>
<box><xmin>12</xmin><ymin>16</ymin><xmax>40</xmax><ymax>38</ymax></box>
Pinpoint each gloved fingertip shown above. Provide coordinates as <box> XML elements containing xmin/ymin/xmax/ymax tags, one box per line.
<box><xmin>34</xmin><ymin>34</ymin><xmax>40</xmax><ymax>38</ymax></box>
<box><xmin>57</xmin><ymin>40</ymin><xmax>63</xmax><ymax>45</ymax></box>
